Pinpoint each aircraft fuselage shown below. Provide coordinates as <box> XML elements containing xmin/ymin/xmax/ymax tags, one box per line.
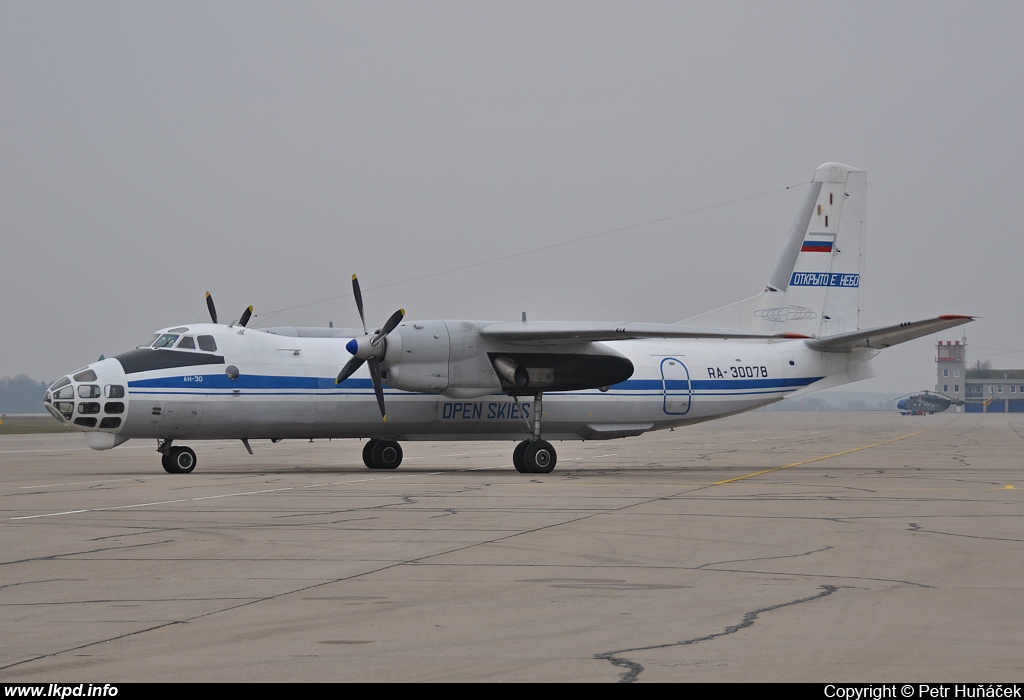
<box><xmin>45</xmin><ymin>321</ymin><xmax>867</xmax><ymax>449</ymax></box>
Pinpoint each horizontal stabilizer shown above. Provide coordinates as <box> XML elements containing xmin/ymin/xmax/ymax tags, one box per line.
<box><xmin>805</xmin><ymin>315</ymin><xmax>974</xmax><ymax>352</ymax></box>
<box><xmin>481</xmin><ymin>321</ymin><xmax>808</xmax><ymax>343</ymax></box>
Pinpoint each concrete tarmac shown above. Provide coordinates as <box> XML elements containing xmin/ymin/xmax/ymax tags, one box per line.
<box><xmin>1</xmin><ymin>411</ymin><xmax>1022</xmax><ymax>682</ymax></box>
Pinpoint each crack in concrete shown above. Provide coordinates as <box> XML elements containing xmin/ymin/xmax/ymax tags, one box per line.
<box><xmin>695</xmin><ymin>545</ymin><xmax>833</xmax><ymax>569</ymax></box>
<box><xmin>907</xmin><ymin>521</ymin><xmax>1024</xmax><ymax>543</ymax></box>
<box><xmin>596</xmin><ymin>584</ymin><xmax>839</xmax><ymax>683</ymax></box>
<box><xmin>0</xmin><ymin>540</ymin><xmax>174</xmax><ymax>567</ymax></box>
<box><xmin>0</xmin><ymin>578</ymin><xmax>65</xmax><ymax>591</ymax></box>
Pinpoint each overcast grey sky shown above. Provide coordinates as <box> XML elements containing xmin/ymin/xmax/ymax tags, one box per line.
<box><xmin>2</xmin><ymin>1</ymin><xmax>1021</xmax><ymax>395</ymax></box>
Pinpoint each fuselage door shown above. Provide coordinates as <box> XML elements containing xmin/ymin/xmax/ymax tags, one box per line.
<box><xmin>661</xmin><ymin>358</ymin><xmax>691</xmax><ymax>415</ymax></box>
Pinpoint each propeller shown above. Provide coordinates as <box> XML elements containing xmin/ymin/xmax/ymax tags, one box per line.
<box><xmin>205</xmin><ymin>292</ymin><xmax>253</xmax><ymax>327</ymax></box>
<box><xmin>335</xmin><ymin>274</ymin><xmax>405</xmax><ymax>420</ymax></box>
<box><xmin>206</xmin><ymin>292</ymin><xmax>218</xmax><ymax>324</ymax></box>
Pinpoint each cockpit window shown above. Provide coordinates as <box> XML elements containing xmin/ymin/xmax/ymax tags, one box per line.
<box><xmin>198</xmin><ymin>335</ymin><xmax>217</xmax><ymax>352</ymax></box>
<box><xmin>53</xmin><ymin>385</ymin><xmax>75</xmax><ymax>400</ymax></box>
<box><xmin>140</xmin><ymin>334</ymin><xmax>159</xmax><ymax>349</ymax></box>
<box><xmin>105</xmin><ymin>385</ymin><xmax>125</xmax><ymax>398</ymax></box>
<box><xmin>49</xmin><ymin>377</ymin><xmax>71</xmax><ymax>391</ymax></box>
<box><xmin>78</xmin><ymin>385</ymin><xmax>101</xmax><ymax>399</ymax></box>
<box><xmin>73</xmin><ymin>369</ymin><xmax>98</xmax><ymax>382</ymax></box>
<box><xmin>177</xmin><ymin>336</ymin><xmax>196</xmax><ymax>349</ymax></box>
<box><xmin>153</xmin><ymin>334</ymin><xmax>179</xmax><ymax>348</ymax></box>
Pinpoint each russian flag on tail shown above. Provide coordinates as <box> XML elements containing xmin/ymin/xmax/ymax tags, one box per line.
<box><xmin>800</xmin><ymin>239</ymin><xmax>833</xmax><ymax>253</ymax></box>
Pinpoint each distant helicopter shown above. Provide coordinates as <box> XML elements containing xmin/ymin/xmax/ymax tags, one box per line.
<box><xmin>895</xmin><ymin>391</ymin><xmax>992</xmax><ymax>415</ymax></box>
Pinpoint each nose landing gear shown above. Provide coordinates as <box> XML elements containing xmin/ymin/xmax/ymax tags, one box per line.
<box><xmin>159</xmin><ymin>441</ymin><xmax>197</xmax><ymax>474</ymax></box>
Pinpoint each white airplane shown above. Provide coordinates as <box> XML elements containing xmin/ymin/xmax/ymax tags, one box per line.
<box><xmin>43</xmin><ymin>163</ymin><xmax>972</xmax><ymax>474</ymax></box>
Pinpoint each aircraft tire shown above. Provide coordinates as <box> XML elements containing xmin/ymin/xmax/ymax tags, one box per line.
<box><xmin>523</xmin><ymin>440</ymin><xmax>556</xmax><ymax>474</ymax></box>
<box><xmin>369</xmin><ymin>440</ymin><xmax>403</xmax><ymax>469</ymax></box>
<box><xmin>362</xmin><ymin>439</ymin><xmax>379</xmax><ymax>468</ymax></box>
<box><xmin>161</xmin><ymin>452</ymin><xmax>175</xmax><ymax>474</ymax></box>
<box><xmin>165</xmin><ymin>446</ymin><xmax>197</xmax><ymax>474</ymax></box>
<box><xmin>513</xmin><ymin>441</ymin><xmax>530</xmax><ymax>473</ymax></box>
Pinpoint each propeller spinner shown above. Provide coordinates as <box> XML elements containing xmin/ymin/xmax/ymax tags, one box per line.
<box><xmin>335</xmin><ymin>275</ymin><xmax>405</xmax><ymax>420</ymax></box>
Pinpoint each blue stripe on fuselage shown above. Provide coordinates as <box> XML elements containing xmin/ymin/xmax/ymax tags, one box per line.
<box><xmin>127</xmin><ymin>374</ymin><xmax>823</xmax><ymax>394</ymax></box>
<box><xmin>128</xmin><ymin>375</ymin><xmax>374</xmax><ymax>390</ymax></box>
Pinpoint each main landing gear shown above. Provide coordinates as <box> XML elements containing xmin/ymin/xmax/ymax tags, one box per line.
<box><xmin>511</xmin><ymin>391</ymin><xmax>557</xmax><ymax>474</ymax></box>
<box><xmin>362</xmin><ymin>438</ymin><xmax>404</xmax><ymax>469</ymax></box>
<box><xmin>512</xmin><ymin>439</ymin><xmax>556</xmax><ymax>474</ymax></box>
<box><xmin>158</xmin><ymin>441</ymin><xmax>197</xmax><ymax>474</ymax></box>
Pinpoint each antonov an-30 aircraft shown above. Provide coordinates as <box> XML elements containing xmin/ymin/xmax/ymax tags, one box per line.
<box><xmin>44</xmin><ymin>163</ymin><xmax>971</xmax><ymax>474</ymax></box>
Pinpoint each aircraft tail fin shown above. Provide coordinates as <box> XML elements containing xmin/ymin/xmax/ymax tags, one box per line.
<box><xmin>682</xmin><ymin>162</ymin><xmax>867</xmax><ymax>337</ymax></box>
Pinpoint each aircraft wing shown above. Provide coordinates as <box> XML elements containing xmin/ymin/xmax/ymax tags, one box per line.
<box><xmin>480</xmin><ymin>321</ymin><xmax>808</xmax><ymax>343</ymax></box>
<box><xmin>805</xmin><ymin>315</ymin><xmax>974</xmax><ymax>352</ymax></box>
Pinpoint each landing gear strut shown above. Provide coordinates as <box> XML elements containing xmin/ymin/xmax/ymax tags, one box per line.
<box><xmin>512</xmin><ymin>392</ymin><xmax>557</xmax><ymax>474</ymax></box>
<box><xmin>362</xmin><ymin>438</ymin><xmax>403</xmax><ymax>469</ymax></box>
<box><xmin>159</xmin><ymin>441</ymin><xmax>197</xmax><ymax>474</ymax></box>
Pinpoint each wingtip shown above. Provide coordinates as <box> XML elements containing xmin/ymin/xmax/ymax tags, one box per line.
<box><xmin>938</xmin><ymin>314</ymin><xmax>974</xmax><ymax>321</ymax></box>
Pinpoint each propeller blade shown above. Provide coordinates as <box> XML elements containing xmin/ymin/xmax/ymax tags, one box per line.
<box><xmin>374</xmin><ymin>308</ymin><xmax>406</xmax><ymax>341</ymax></box>
<box><xmin>206</xmin><ymin>292</ymin><xmax>218</xmax><ymax>324</ymax></box>
<box><xmin>352</xmin><ymin>274</ymin><xmax>367</xmax><ymax>334</ymax></box>
<box><xmin>336</xmin><ymin>356</ymin><xmax>365</xmax><ymax>385</ymax></box>
<box><xmin>238</xmin><ymin>306</ymin><xmax>253</xmax><ymax>328</ymax></box>
<box><xmin>368</xmin><ymin>357</ymin><xmax>386</xmax><ymax>420</ymax></box>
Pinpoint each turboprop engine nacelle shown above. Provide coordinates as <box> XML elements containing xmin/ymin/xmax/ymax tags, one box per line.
<box><xmin>381</xmin><ymin>320</ymin><xmax>513</xmax><ymax>399</ymax></box>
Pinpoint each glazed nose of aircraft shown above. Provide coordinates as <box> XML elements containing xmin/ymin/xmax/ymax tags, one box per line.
<box><xmin>43</xmin><ymin>359</ymin><xmax>129</xmax><ymax>431</ymax></box>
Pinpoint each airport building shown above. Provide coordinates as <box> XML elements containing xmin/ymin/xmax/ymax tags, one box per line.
<box><xmin>935</xmin><ymin>340</ymin><xmax>1024</xmax><ymax>412</ymax></box>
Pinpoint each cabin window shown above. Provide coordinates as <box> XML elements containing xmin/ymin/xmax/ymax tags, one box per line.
<box><xmin>153</xmin><ymin>334</ymin><xmax>179</xmax><ymax>348</ymax></box>
<box><xmin>178</xmin><ymin>336</ymin><xmax>196</xmax><ymax>349</ymax></box>
<box><xmin>198</xmin><ymin>335</ymin><xmax>217</xmax><ymax>352</ymax></box>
